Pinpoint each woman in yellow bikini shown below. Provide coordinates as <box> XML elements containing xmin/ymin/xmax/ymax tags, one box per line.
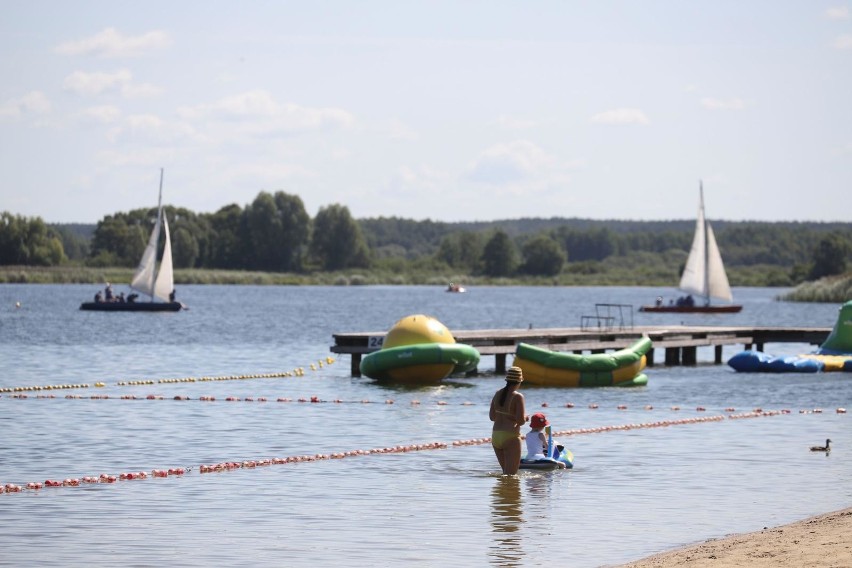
<box><xmin>489</xmin><ymin>366</ymin><xmax>527</xmax><ymax>475</ymax></box>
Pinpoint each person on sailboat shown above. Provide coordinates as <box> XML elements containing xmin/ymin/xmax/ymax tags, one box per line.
<box><xmin>169</xmin><ymin>289</ymin><xmax>176</xmax><ymax>302</ymax></box>
<box><xmin>104</xmin><ymin>282</ymin><xmax>114</xmax><ymax>302</ymax></box>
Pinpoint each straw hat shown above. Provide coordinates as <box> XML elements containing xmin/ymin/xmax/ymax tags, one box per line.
<box><xmin>505</xmin><ymin>366</ymin><xmax>524</xmax><ymax>383</ymax></box>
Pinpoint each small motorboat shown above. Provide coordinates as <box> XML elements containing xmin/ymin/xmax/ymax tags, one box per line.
<box><xmin>446</xmin><ymin>283</ymin><xmax>466</xmax><ymax>293</ymax></box>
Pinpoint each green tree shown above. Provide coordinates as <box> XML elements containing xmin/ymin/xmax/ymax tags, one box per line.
<box><xmin>481</xmin><ymin>230</ymin><xmax>517</xmax><ymax>277</ymax></box>
<box><xmin>88</xmin><ymin>214</ymin><xmax>146</xmax><ymax>267</ymax></box>
<box><xmin>244</xmin><ymin>191</ymin><xmax>310</xmax><ymax>272</ymax></box>
<box><xmin>436</xmin><ymin>231</ymin><xmax>484</xmax><ymax>272</ymax></box>
<box><xmin>207</xmin><ymin>204</ymin><xmax>247</xmax><ymax>269</ymax></box>
<box><xmin>0</xmin><ymin>212</ymin><xmax>66</xmax><ymax>266</ymax></box>
<box><xmin>310</xmin><ymin>204</ymin><xmax>370</xmax><ymax>270</ymax></box>
<box><xmin>809</xmin><ymin>232</ymin><xmax>850</xmax><ymax>280</ymax></box>
<box><xmin>172</xmin><ymin>226</ymin><xmax>198</xmax><ymax>268</ymax></box>
<box><xmin>520</xmin><ymin>235</ymin><xmax>565</xmax><ymax>276</ymax></box>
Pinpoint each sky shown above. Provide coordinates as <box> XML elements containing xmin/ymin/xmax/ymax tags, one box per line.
<box><xmin>1</xmin><ymin>1</ymin><xmax>851</xmax><ymax>224</ymax></box>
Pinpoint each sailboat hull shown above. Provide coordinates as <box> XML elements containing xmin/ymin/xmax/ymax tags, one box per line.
<box><xmin>80</xmin><ymin>301</ymin><xmax>183</xmax><ymax>312</ymax></box>
<box><xmin>638</xmin><ymin>304</ymin><xmax>742</xmax><ymax>313</ymax></box>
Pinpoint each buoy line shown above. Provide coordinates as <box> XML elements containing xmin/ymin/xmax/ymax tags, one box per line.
<box><xmin>0</xmin><ymin>409</ymin><xmax>830</xmax><ymax>497</ymax></box>
<box><xmin>1</xmin><ymin>393</ymin><xmax>846</xmax><ymax>416</ymax></box>
<box><xmin>0</xmin><ymin>358</ymin><xmax>337</xmax><ymax>393</ymax></box>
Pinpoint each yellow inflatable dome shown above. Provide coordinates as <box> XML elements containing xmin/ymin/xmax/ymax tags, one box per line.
<box><xmin>383</xmin><ymin>314</ymin><xmax>455</xmax><ymax>348</ymax></box>
<box><xmin>360</xmin><ymin>314</ymin><xmax>480</xmax><ymax>382</ymax></box>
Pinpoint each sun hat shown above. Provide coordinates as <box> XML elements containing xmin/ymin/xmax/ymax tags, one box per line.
<box><xmin>530</xmin><ymin>413</ymin><xmax>549</xmax><ymax>429</ymax></box>
<box><xmin>505</xmin><ymin>366</ymin><xmax>524</xmax><ymax>383</ymax></box>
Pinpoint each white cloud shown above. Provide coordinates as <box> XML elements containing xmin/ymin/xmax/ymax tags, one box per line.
<box><xmin>62</xmin><ymin>70</ymin><xmax>163</xmax><ymax>98</ymax></box>
<box><xmin>63</xmin><ymin>70</ymin><xmax>132</xmax><ymax>96</ymax></box>
<box><xmin>121</xmin><ymin>82</ymin><xmax>164</xmax><ymax>98</ymax></box>
<box><xmin>77</xmin><ymin>105</ymin><xmax>122</xmax><ymax>124</ymax></box>
<box><xmin>0</xmin><ymin>91</ymin><xmax>51</xmax><ymax>119</ymax></box>
<box><xmin>826</xmin><ymin>6</ymin><xmax>850</xmax><ymax>20</ymax></box>
<box><xmin>497</xmin><ymin>114</ymin><xmax>537</xmax><ymax>130</ymax></box>
<box><xmin>177</xmin><ymin>90</ymin><xmax>355</xmax><ymax>134</ymax></box>
<box><xmin>834</xmin><ymin>34</ymin><xmax>852</xmax><ymax>49</ymax></box>
<box><xmin>104</xmin><ymin>113</ymin><xmax>201</xmax><ymax>146</ymax></box>
<box><xmin>700</xmin><ymin>97</ymin><xmax>746</xmax><ymax>111</ymax></box>
<box><xmin>386</xmin><ymin>165</ymin><xmax>448</xmax><ymax>195</ymax></box>
<box><xmin>589</xmin><ymin>108</ymin><xmax>650</xmax><ymax>125</ymax></box>
<box><xmin>466</xmin><ymin>140</ymin><xmax>555</xmax><ymax>185</ymax></box>
<box><xmin>384</xmin><ymin>118</ymin><xmax>418</xmax><ymax>141</ymax></box>
<box><xmin>55</xmin><ymin>28</ymin><xmax>170</xmax><ymax>58</ymax></box>
<box><xmin>832</xmin><ymin>142</ymin><xmax>852</xmax><ymax>156</ymax></box>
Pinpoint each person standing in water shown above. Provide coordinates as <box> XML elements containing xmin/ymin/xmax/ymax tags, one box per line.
<box><xmin>489</xmin><ymin>366</ymin><xmax>527</xmax><ymax>475</ymax></box>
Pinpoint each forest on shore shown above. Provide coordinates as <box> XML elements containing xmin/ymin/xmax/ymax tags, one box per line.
<box><xmin>1</xmin><ymin>189</ymin><xmax>850</xmax><ymax>302</ymax></box>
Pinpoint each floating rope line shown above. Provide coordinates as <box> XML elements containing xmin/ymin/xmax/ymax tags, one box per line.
<box><xmin>2</xmin><ymin>409</ymin><xmax>841</xmax><ymax>497</ymax></box>
<box><xmin>1</xmin><ymin>393</ymin><xmax>846</xmax><ymax>416</ymax></box>
<box><xmin>0</xmin><ymin>357</ymin><xmax>337</xmax><ymax>393</ymax></box>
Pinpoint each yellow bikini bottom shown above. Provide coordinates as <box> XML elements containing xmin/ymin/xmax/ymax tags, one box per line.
<box><xmin>491</xmin><ymin>430</ymin><xmax>520</xmax><ymax>450</ymax></box>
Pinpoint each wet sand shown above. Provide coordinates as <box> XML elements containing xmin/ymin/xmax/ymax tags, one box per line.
<box><xmin>618</xmin><ymin>507</ymin><xmax>852</xmax><ymax>568</ymax></box>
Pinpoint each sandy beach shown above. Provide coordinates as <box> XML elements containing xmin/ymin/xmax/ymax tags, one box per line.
<box><xmin>618</xmin><ymin>507</ymin><xmax>852</xmax><ymax>567</ymax></box>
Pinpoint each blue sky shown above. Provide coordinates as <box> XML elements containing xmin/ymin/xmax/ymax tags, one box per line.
<box><xmin>2</xmin><ymin>1</ymin><xmax>850</xmax><ymax>223</ymax></box>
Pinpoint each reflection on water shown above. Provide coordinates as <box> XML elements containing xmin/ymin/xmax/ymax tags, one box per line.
<box><xmin>489</xmin><ymin>476</ymin><xmax>523</xmax><ymax>566</ymax></box>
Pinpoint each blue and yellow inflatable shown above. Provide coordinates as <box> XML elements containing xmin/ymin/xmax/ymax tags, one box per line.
<box><xmin>728</xmin><ymin>300</ymin><xmax>852</xmax><ymax>373</ymax></box>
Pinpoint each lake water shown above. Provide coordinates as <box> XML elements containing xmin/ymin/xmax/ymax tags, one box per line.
<box><xmin>0</xmin><ymin>284</ymin><xmax>849</xmax><ymax>567</ymax></box>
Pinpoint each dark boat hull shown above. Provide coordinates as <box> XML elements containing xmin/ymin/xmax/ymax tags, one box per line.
<box><xmin>639</xmin><ymin>304</ymin><xmax>742</xmax><ymax>313</ymax></box>
<box><xmin>80</xmin><ymin>301</ymin><xmax>183</xmax><ymax>312</ymax></box>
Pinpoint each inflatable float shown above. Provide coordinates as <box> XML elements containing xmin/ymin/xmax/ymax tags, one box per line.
<box><xmin>359</xmin><ymin>314</ymin><xmax>480</xmax><ymax>382</ymax></box>
<box><xmin>520</xmin><ymin>447</ymin><xmax>575</xmax><ymax>470</ymax></box>
<box><xmin>512</xmin><ymin>336</ymin><xmax>652</xmax><ymax>387</ymax></box>
<box><xmin>728</xmin><ymin>300</ymin><xmax>852</xmax><ymax>373</ymax></box>
<box><xmin>520</xmin><ymin>425</ymin><xmax>574</xmax><ymax>470</ymax></box>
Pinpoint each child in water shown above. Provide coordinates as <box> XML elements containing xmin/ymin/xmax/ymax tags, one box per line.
<box><xmin>525</xmin><ymin>412</ymin><xmax>567</xmax><ymax>468</ymax></box>
<box><xmin>525</xmin><ymin>412</ymin><xmax>550</xmax><ymax>460</ymax></box>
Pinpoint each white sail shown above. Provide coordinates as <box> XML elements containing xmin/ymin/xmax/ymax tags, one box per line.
<box><xmin>678</xmin><ymin>183</ymin><xmax>733</xmax><ymax>303</ymax></box>
<box><xmin>153</xmin><ymin>213</ymin><xmax>174</xmax><ymax>302</ymax></box>
<box><xmin>130</xmin><ymin>206</ymin><xmax>162</xmax><ymax>298</ymax></box>
<box><xmin>129</xmin><ymin>168</ymin><xmax>174</xmax><ymax>302</ymax></box>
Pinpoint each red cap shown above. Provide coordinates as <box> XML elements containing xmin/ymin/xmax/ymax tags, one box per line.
<box><xmin>530</xmin><ymin>413</ymin><xmax>549</xmax><ymax>429</ymax></box>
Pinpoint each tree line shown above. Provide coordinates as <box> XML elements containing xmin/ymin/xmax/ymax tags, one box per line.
<box><xmin>2</xmin><ymin>191</ymin><xmax>850</xmax><ymax>285</ymax></box>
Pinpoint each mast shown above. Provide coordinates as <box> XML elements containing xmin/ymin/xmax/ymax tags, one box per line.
<box><xmin>700</xmin><ymin>180</ymin><xmax>709</xmax><ymax>306</ymax></box>
<box><xmin>149</xmin><ymin>168</ymin><xmax>164</xmax><ymax>302</ymax></box>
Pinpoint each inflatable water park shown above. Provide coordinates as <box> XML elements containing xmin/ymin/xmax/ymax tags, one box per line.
<box><xmin>728</xmin><ymin>301</ymin><xmax>852</xmax><ymax>373</ymax></box>
<box><xmin>359</xmin><ymin>314</ymin><xmax>480</xmax><ymax>382</ymax></box>
<box><xmin>512</xmin><ymin>336</ymin><xmax>652</xmax><ymax>387</ymax></box>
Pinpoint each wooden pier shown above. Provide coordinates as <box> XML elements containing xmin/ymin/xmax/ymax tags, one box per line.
<box><xmin>331</xmin><ymin>326</ymin><xmax>832</xmax><ymax>376</ymax></box>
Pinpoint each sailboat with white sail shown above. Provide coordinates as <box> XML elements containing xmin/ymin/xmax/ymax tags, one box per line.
<box><xmin>640</xmin><ymin>182</ymin><xmax>742</xmax><ymax>313</ymax></box>
<box><xmin>80</xmin><ymin>169</ymin><xmax>183</xmax><ymax>312</ymax></box>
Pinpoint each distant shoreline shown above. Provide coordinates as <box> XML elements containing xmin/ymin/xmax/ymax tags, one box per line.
<box><xmin>1</xmin><ymin>265</ymin><xmax>849</xmax><ymax>303</ymax></box>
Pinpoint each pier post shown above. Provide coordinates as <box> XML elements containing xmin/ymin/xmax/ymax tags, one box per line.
<box><xmin>495</xmin><ymin>353</ymin><xmax>507</xmax><ymax>374</ymax></box>
<box><xmin>714</xmin><ymin>345</ymin><xmax>723</xmax><ymax>364</ymax></box>
<box><xmin>646</xmin><ymin>348</ymin><xmax>655</xmax><ymax>367</ymax></box>
<box><xmin>665</xmin><ymin>347</ymin><xmax>681</xmax><ymax>365</ymax></box>
<box><xmin>682</xmin><ymin>346</ymin><xmax>697</xmax><ymax>365</ymax></box>
<box><xmin>351</xmin><ymin>353</ymin><xmax>362</xmax><ymax>377</ymax></box>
